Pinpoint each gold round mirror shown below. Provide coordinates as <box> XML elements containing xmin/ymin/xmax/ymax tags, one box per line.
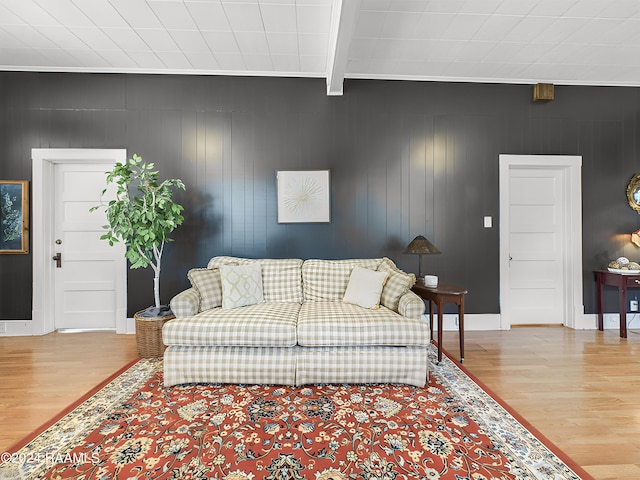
<box><xmin>627</xmin><ymin>174</ymin><xmax>640</xmax><ymax>213</ymax></box>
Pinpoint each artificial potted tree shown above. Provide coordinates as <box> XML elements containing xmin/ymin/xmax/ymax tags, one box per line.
<box><xmin>91</xmin><ymin>153</ymin><xmax>185</xmax><ymax>357</ymax></box>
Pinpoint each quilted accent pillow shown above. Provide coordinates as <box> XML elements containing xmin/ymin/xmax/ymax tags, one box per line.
<box><xmin>187</xmin><ymin>268</ymin><xmax>222</xmax><ymax>311</ymax></box>
<box><xmin>343</xmin><ymin>266</ymin><xmax>389</xmax><ymax>309</ymax></box>
<box><xmin>219</xmin><ymin>264</ymin><xmax>264</xmax><ymax>309</ymax></box>
<box><xmin>187</xmin><ymin>268</ymin><xmax>222</xmax><ymax>312</ymax></box>
<box><xmin>377</xmin><ymin>258</ymin><xmax>416</xmax><ymax>312</ymax></box>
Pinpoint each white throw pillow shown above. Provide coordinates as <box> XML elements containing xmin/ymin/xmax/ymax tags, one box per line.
<box><xmin>342</xmin><ymin>266</ymin><xmax>389</xmax><ymax>309</ymax></box>
<box><xmin>219</xmin><ymin>264</ymin><xmax>264</xmax><ymax>309</ymax></box>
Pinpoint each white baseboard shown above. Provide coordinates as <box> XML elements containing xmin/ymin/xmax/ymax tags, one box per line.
<box><xmin>425</xmin><ymin>313</ymin><xmax>638</xmax><ymax>332</ymax></box>
<box><xmin>424</xmin><ymin>313</ymin><xmax>504</xmax><ymax>331</ymax></box>
<box><xmin>124</xmin><ymin>317</ymin><xmax>136</xmax><ymax>334</ymax></box>
<box><xmin>0</xmin><ymin>320</ymin><xmax>42</xmax><ymax>336</ymax></box>
<box><xmin>3</xmin><ymin>314</ymin><xmax>633</xmax><ymax>337</ymax></box>
<box><xmin>575</xmin><ymin>313</ymin><xmax>597</xmax><ymax>330</ymax></box>
<box><xmin>0</xmin><ymin>318</ymin><xmax>138</xmax><ymax>336</ymax></box>
<box><xmin>579</xmin><ymin>313</ymin><xmax>640</xmax><ymax>331</ymax></box>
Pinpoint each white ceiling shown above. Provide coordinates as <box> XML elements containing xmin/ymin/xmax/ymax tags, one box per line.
<box><xmin>2</xmin><ymin>0</ymin><xmax>640</xmax><ymax>95</ymax></box>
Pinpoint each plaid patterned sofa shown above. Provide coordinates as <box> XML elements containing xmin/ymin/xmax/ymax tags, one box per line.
<box><xmin>163</xmin><ymin>257</ymin><xmax>429</xmax><ymax>387</ymax></box>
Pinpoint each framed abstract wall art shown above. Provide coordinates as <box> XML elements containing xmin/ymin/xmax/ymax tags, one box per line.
<box><xmin>276</xmin><ymin>170</ymin><xmax>330</xmax><ymax>223</ymax></box>
<box><xmin>0</xmin><ymin>180</ymin><xmax>29</xmax><ymax>253</ymax></box>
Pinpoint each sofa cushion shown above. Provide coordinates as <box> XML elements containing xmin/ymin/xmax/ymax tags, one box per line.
<box><xmin>163</xmin><ymin>303</ymin><xmax>301</xmax><ymax>347</ymax></box>
<box><xmin>377</xmin><ymin>258</ymin><xmax>416</xmax><ymax>312</ymax></box>
<box><xmin>208</xmin><ymin>256</ymin><xmax>303</xmax><ymax>303</ymax></box>
<box><xmin>297</xmin><ymin>301</ymin><xmax>429</xmax><ymax>347</ymax></box>
<box><xmin>164</xmin><ymin>346</ymin><xmax>298</xmax><ymax>387</ymax></box>
<box><xmin>302</xmin><ymin>259</ymin><xmax>382</xmax><ymax>302</ymax></box>
<box><xmin>220</xmin><ymin>264</ymin><xmax>264</xmax><ymax>309</ymax></box>
<box><xmin>296</xmin><ymin>346</ymin><xmax>428</xmax><ymax>387</ymax></box>
<box><xmin>187</xmin><ymin>268</ymin><xmax>222</xmax><ymax>311</ymax></box>
<box><xmin>343</xmin><ymin>266</ymin><xmax>389</xmax><ymax>309</ymax></box>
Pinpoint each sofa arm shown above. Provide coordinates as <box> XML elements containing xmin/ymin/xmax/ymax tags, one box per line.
<box><xmin>398</xmin><ymin>290</ymin><xmax>426</xmax><ymax>319</ymax></box>
<box><xmin>170</xmin><ymin>288</ymin><xmax>200</xmax><ymax>318</ymax></box>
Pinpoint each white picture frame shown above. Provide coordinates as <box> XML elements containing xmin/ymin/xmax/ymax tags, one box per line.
<box><xmin>276</xmin><ymin>170</ymin><xmax>331</xmax><ymax>223</ymax></box>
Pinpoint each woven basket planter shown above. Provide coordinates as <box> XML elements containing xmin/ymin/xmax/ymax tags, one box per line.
<box><xmin>134</xmin><ymin>311</ymin><xmax>175</xmax><ymax>358</ymax></box>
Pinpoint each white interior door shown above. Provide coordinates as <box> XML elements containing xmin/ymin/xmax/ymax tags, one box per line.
<box><xmin>499</xmin><ymin>154</ymin><xmax>584</xmax><ymax>330</ymax></box>
<box><xmin>53</xmin><ymin>164</ymin><xmax>125</xmax><ymax>330</ymax></box>
<box><xmin>507</xmin><ymin>167</ymin><xmax>565</xmax><ymax>324</ymax></box>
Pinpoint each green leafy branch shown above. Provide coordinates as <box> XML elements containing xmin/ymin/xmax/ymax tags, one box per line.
<box><xmin>91</xmin><ymin>153</ymin><xmax>186</xmax><ymax>307</ymax></box>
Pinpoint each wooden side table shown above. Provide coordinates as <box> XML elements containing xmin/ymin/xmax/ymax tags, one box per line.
<box><xmin>412</xmin><ymin>281</ymin><xmax>468</xmax><ymax>363</ymax></box>
<box><xmin>595</xmin><ymin>269</ymin><xmax>640</xmax><ymax>338</ymax></box>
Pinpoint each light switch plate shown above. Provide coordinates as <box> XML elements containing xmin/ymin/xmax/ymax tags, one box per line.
<box><xmin>484</xmin><ymin>216</ymin><xmax>492</xmax><ymax>228</ymax></box>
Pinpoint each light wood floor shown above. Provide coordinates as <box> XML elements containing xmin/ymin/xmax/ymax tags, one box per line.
<box><xmin>0</xmin><ymin>331</ymin><xmax>138</xmax><ymax>452</ymax></box>
<box><xmin>1</xmin><ymin>327</ymin><xmax>638</xmax><ymax>480</ymax></box>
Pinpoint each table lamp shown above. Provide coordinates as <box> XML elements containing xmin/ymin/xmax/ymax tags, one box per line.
<box><xmin>404</xmin><ymin>235</ymin><xmax>441</xmax><ymax>278</ymax></box>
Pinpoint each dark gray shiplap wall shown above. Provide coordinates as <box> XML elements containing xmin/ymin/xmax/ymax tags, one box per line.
<box><xmin>0</xmin><ymin>72</ymin><xmax>638</xmax><ymax>318</ymax></box>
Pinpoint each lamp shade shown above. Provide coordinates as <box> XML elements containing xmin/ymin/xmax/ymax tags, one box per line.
<box><xmin>404</xmin><ymin>235</ymin><xmax>441</xmax><ymax>255</ymax></box>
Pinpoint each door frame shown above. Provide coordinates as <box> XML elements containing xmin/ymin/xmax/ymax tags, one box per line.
<box><xmin>499</xmin><ymin>154</ymin><xmax>583</xmax><ymax>330</ymax></box>
<box><xmin>32</xmin><ymin>148</ymin><xmax>127</xmax><ymax>335</ymax></box>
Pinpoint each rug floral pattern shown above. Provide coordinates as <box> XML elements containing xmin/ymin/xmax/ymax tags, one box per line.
<box><xmin>1</xmin><ymin>348</ymin><xmax>584</xmax><ymax>480</ymax></box>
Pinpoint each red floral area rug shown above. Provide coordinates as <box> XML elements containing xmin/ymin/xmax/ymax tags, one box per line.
<box><xmin>1</xmin><ymin>348</ymin><xmax>593</xmax><ymax>480</ymax></box>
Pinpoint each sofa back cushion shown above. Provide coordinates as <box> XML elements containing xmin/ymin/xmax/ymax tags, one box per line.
<box><xmin>302</xmin><ymin>259</ymin><xmax>382</xmax><ymax>302</ymax></box>
<box><xmin>377</xmin><ymin>258</ymin><xmax>416</xmax><ymax>312</ymax></box>
<box><xmin>207</xmin><ymin>256</ymin><xmax>303</xmax><ymax>303</ymax></box>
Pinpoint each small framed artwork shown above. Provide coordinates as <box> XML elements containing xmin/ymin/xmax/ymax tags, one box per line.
<box><xmin>277</xmin><ymin>170</ymin><xmax>330</xmax><ymax>223</ymax></box>
<box><xmin>0</xmin><ymin>180</ymin><xmax>29</xmax><ymax>254</ymax></box>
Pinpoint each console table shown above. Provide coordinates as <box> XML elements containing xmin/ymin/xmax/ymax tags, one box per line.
<box><xmin>594</xmin><ymin>269</ymin><xmax>640</xmax><ymax>338</ymax></box>
<box><xmin>412</xmin><ymin>281</ymin><xmax>468</xmax><ymax>363</ymax></box>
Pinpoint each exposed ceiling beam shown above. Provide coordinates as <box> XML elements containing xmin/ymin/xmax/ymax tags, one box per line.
<box><xmin>326</xmin><ymin>0</ymin><xmax>360</xmax><ymax>96</ymax></box>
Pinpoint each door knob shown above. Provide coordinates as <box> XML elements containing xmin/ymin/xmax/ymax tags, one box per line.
<box><xmin>52</xmin><ymin>252</ymin><xmax>62</xmax><ymax>268</ymax></box>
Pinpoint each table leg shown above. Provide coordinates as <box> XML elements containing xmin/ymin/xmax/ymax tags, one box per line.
<box><xmin>428</xmin><ymin>300</ymin><xmax>434</xmax><ymax>344</ymax></box>
<box><xmin>459</xmin><ymin>296</ymin><xmax>465</xmax><ymax>363</ymax></box>
<box><xmin>596</xmin><ymin>273</ymin><xmax>604</xmax><ymax>331</ymax></box>
<box><xmin>437</xmin><ymin>302</ymin><xmax>443</xmax><ymax>363</ymax></box>
<box><xmin>620</xmin><ymin>284</ymin><xmax>628</xmax><ymax>339</ymax></box>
